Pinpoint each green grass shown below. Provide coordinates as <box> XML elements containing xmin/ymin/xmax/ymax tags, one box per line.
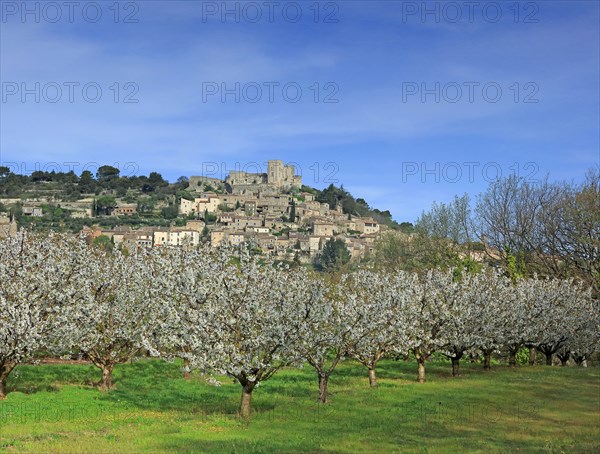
<box><xmin>0</xmin><ymin>359</ymin><xmax>598</xmax><ymax>453</ymax></box>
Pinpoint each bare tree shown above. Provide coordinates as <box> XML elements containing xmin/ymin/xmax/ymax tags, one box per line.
<box><xmin>475</xmin><ymin>169</ymin><xmax>599</xmax><ymax>296</ymax></box>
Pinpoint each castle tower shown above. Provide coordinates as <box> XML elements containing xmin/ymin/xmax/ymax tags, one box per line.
<box><xmin>267</xmin><ymin>160</ymin><xmax>284</xmax><ymax>188</ymax></box>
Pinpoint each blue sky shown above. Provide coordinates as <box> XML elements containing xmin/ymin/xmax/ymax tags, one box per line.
<box><xmin>1</xmin><ymin>0</ymin><xmax>599</xmax><ymax>222</ymax></box>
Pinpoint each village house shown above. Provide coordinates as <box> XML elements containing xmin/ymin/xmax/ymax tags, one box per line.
<box><xmin>232</xmin><ymin>216</ymin><xmax>263</xmax><ymax>230</ymax></box>
<box><xmin>344</xmin><ymin>218</ymin><xmax>357</xmax><ymax>232</ymax></box>
<box><xmin>344</xmin><ymin>237</ymin><xmax>367</xmax><ymax>258</ymax></box>
<box><xmin>247</xmin><ymin>226</ymin><xmax>270</xmax><ymax>234</ymax></box>
<box><xmin>120</xmin><ymin>231</ymin><xmax>153</xmax><ymax>249</ymax></box>
<box><xmin>355</xmin><ymin>218</ymin><xmax>380</xmax><ymax>235</ymax></box>
<box><xmin>297</xmin><ymin>238</ymin><xmax>311</xmax><ymax>253</ymax></box>
<box><xmin>244</xmin><ymin>201</ymin><xmax>257</xmax><ymax>216</ymax></box>
<box><xmin>112</xmin><ymin>204</ymin><xmax>137</xmax><ymax>216</ymax></box>
<box><xmin>308</xmin><ymin>236</ymin><xmax>322</xmax><ymax>255</ymax></box>
<box><xmin>300</xmin><ymin>192</ymin><xmax>315</xmax><ymax>202</ymax></box>
<box><xmin>312</xmin><ymin>218</ymin><xmax>336</xmax><ymax>237</ymax></box>
<box><xmin>179</xmin><ymin>193</ymin><xmax>221</xmax><ymax>216</ymax></box>
<box><xmin>275</xmin><ymin>235</ymin><xmax>292</xmax><ymax>252</ymax></box>
<box><xmin>184</xmin><ymin>220</ymin><xmax>206</xmax><ymax>233</ymax></box>
<box><xmin>154</xmin><ymin>228</ymin><xmax>199</xmax><ymax>247</ymax></box>
<box><xmin>218</xmin><ymin>214</ymin><xmax>235</xmax><ymax>225</ymax></box>
<box><xmin>228</xmin><ymin>232</ymin><xmax>245</xmax><ymax>246</ymax></box>
<box><xmin>22</xmin><ymin>206</ymin><xmax>43</xmax><ymax>217</ymax></box>
<box><xmin>247</xmin><ymin>232</ymin><xmax>277</xmax><ymax>252</ymax></box>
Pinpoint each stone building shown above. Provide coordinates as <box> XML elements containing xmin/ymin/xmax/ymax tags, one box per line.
<box><xmin>213</xmin><ymin>160</ymin><xmax>302</xmax><ymax>194</ymax></box>
<box><xmin>23</xmin><ymin>206</ymin><xmax>43</xmax><ymax>217</ymax></box>
<box><xmin>312</xmin><ymin>218</ymin><xmax>336</xmax><ymax>237</ymax></box>
<box><xmin>0</xmin><ymin>213</ymin><xmax>17</xmax><ymax>238</ymax></box>
<box><xmin>153</xmin><ymin>228</ymin><xmax>200</xmax><ymax>247</ymax></box>
<box><xmin>355</xmin><ymin>218</ymin><xmax>380</xmax><ymax>234</ymax></box>
<box><xmin>180</xmin><ymin>194</ymin><xmax>221</xmax><ymax>216</ymax></box>
<box><xmin>112</xmin><ymin>205</ymin><xmax>137</xmax><ymax>216</ymax></box>
<box><xmin>266</xmin><ymin>160</ymin><xmax>302</xmax><ymax>189</ymax></box>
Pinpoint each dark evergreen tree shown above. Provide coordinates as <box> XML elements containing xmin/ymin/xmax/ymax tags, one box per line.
<box><xmin>314</xmin><ymin>238</ymin><xmax>351</xmax><ymax>272</ymax></box>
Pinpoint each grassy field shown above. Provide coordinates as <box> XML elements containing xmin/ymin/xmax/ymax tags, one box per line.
<box><xmin>0</xmin><ymin>359</ymin><xmax>598</xmax><ymax>453</ymax></box>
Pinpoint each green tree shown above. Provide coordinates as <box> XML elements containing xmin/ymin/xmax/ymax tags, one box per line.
<box><xmin>95</xmin><ymin>196</ymin><xmax>117</xmax><ymax>216</ymax></box>
<box><xmin>178</xmin><ymin>190</ymin><xmax>194</xmax><ymax>201</ymax></box>
<box><xmin>137</xmin><ymin>197</ymin><xmax>156</xmax><ymax>215</ymax></box>
<box><xmin>161</xmin><ymin>205</ymin><xmax>179</xmax><ymax>219</ymax></box>
<box><xmin>148</xmin><ymin>172</ymin><xmax>167</xmax><ymax>188</ymax></box>
<box><xmin>92</xmin><ymin>235</ymin><xmax>114</xmax><ymax>252</ymax></box>
<box><xmin>218</xmin><ymin>204</ymin><xmax>234</xmax><ymax>213</ymax></box>
<box><xmin>293</xmin><ymin>252</ymin><xmax>301</xmax><ymax>267</ymax></box>
<box><xmin>399</xmin><ymin>222</ymin><xmax>414</xmax><ymax>233</ymax></box>
<box><xmin>314</xmin><ymin>238</ymin><xmax>351</xmax><ymax>272</ymax></box>
<box><xmin>96</xmin><ymin>165</ymin><xmax>120</xmax><ymax>183</ymax></box>
<box><xmin>79</xmin><ymin>170</ymin><xmax>97</xmax><ymax>193</ymax></box>
<box><xmin>371</xmin><ymin>231</ymin><xmax>458</xmax><ymax>273</ymax></box>
<box><xmin>176</xmin><ymin>176</ymin><xmax>189</xmax><ymax>188</ymax></box>
<box><xmin>289</xmin><ymin>200</ymin><xmax>296</xmax><ymax>223</ymax></box>
<box><xmin>201</xmin><ymin>226</ymin><xmax>210</xmax><ymax>242</ymax></box>
<box><xmin>505</xmin><ymin>247</ymin><xmax>527</xmax><ymax>283</ymax></box>
<box><xmin>203</xmin><ymin>209</ymin><xmax>217</xmax><ymax>224</ymax></box>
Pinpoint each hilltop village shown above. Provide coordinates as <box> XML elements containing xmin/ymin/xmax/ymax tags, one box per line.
<box><xmin>80</xmin><ymin>160</ymin><xmax>386</xmax><ymax>261</ymax></box>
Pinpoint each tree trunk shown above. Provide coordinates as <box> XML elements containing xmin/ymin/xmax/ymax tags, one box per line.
<box><xmin>508</xmin><ymin>350</ymin><xmax>517</xmax><ymax>367</ymax></box>
<box><xmin>528</xmin><ymin>346</ymin><xmax>537</xmax><ymax>366</ymax></box>
<box><xmin>417</xmin><ymin>357</ymin><xmax>426</xmax><ymax>383</ymax></box>
<box><xmin>239</xmin><ymin>383</ymin><xmax>255</xmax><ymax>419</ymax></box>
<box><xmin>182</xmin><ymin>358</ymin><xmax>191</xmax><ymax>380</ymax></box>
<box><xmin>483</xmin><ymin>349</ymin><xmax>492</xmax><ymax>371</ymax></box>
<box><xmin>544</xmin><ymin>352</ymin><xmax>553</xmax><ymax>366</ymax></box>
<box><xmin>451</xmin><ymin>357</ymin><xmax>460</xmax><ymax>377</ymax></box>
<box><xmin>98</xmin><ymin>364</ymin><xmax>114</xmax><ymax>392</ymax></box>
<box><xmin>0</xmin><ymin>361</ymin><xmax>15</xmax><ymax>399</ymax></box>
<box><xmin>318</xmin><ymin>374</ymin><xmax>330</xmax><ymax>403</ymax></box>
<box><xmin>368</xmin><ymin>368</ymin><xmax>377</xmax><ymax>387</ymax></box>
<box><xmin>558</xmin><ymin>351</ymin><xmax>570</xmax><ymax>367</ymax></box>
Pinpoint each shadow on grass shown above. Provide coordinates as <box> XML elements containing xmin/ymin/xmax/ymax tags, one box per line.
<box><xmin>97</xmin><ymin>359</ymin><xmax>242</xmax><ymax>417</ymax></box>
<box><xmin>8</xmin><ymin>363</ymin><xmax>99</xmax><ymax>395</ymax></box>
<box><xmin>2</xmin><ymin>359</ymin><xmax>599</xmax><ymax>454</ymax></box>
<box><xmin>6</xmin><ymin>358</ymin><xmax>561</xmax><ymax>416</ymax></box>
<box><xmin>99</xmin><ymin>359</ymin><xmax>386</xmax><ymax>416</ymax></box>
<box><xmin>160</xmin><ymin>438</ymin><xmax>327</xmax><ymax>454</ymax></box>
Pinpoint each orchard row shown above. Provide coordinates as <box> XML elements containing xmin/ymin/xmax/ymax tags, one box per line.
<box><xmin>0</xmin><ymin>231</ymin><xmax>597</xmax><ymax>418</ymax></box>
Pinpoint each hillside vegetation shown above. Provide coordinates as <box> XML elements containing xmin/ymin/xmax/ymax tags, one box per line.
<box><xmin>0</xmin><ymin>166</ymin><xmax>406</xmax><ymax>232</ymax></box>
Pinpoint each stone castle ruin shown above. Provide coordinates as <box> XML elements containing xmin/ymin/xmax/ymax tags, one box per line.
<box><xmin>190</xmin><ymin>160</ymin><xmax>302</xmax><ymax>195</ymax></box>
